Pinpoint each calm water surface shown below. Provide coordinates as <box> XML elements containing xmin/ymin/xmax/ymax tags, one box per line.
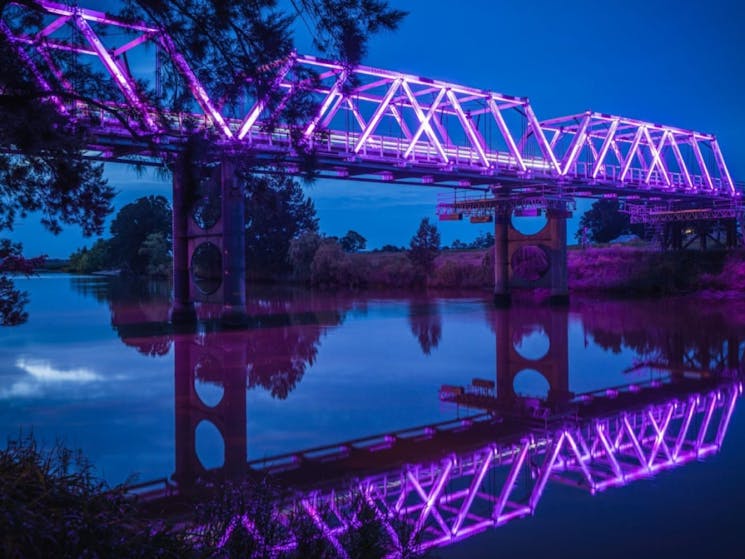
<box><xmin>1</xmin><ymin>275</ymin><xmax>743</xmax><ymax>558</ymax></box>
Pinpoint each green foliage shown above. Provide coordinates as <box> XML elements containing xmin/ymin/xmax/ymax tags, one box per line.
<box><xmin>109</xmin><ymin>196</ymin><xmax>172</xmax><ymax>275</ymax></box>
<box><xmin>339</xmin><ymin>229</ymin><xmax>367</xmax><ymax>252</ymax></box>
<box><xmin>408</xmin><ymin>218</ymin><xmax>440</xmax><ymax>276</ymax></box>
<box><xmin>288</xmin><ymin>230</ymin><xmax>323</xmax><ymax>281</ymax></box>
<box><xmin>310</xmin><ymin>239</ymin><xmax>368</xmax><ymax>287</ymax></box>
<box><xmin>67</xmin><ymin>239</ymin><xmax>113</xmax><ymax>274</ymax></box>
<box><xmin>244</xmin><ymin>174</ymin><xmax>319</xmax><ymax>277</ymax></box>
<box><xmin>0</xmin><ymin>435</ymin><xmax>193</xmax><ymax>559</ymax></box>
<box><xmin>138</xmin><ymin>233</ymin><xmax>172</xmax><ymax>277</ymax></box>
<box><xmin>375</xmin><ymin>253</ymin><xmax>417</xmax><ymax>287</ymax></box>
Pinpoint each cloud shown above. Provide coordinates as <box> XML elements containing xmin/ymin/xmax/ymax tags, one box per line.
<box><xmin>0</xmin><ymin>359</ymin><xmax>102</xmax><ymax>399</ymax></box>
<box><xmin>15</xmin><ymin>358</ymin><xmax>101</xmax><ymax>383</ymax></box>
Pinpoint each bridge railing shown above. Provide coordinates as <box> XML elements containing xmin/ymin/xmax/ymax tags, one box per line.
<box><xmin>2</xmin><ymin>1</ymin><xmax>739</xmax><ymax>199</ymax></box>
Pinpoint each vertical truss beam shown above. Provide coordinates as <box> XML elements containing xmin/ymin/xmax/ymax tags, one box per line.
<box><xmin>712</xmin><ymin>139</ymin><xmax>735</xmax><ymax>193</ymax></box>
<box><xmin>690</xmin><ymin>138</ymin><xmax>714</xmax><ymax>190</ymax></box>
<box><xmin>560</xmin><ymin>114</ymin><xmax>591</xmax><ymax>175</ymax></box>
<box><xmin>591</xmin><ymin>118</ymin><xmax>620</xmax><ymax>178</ymax></box>
<box><xmin>620</xmin><ymin>127</ymin><xmax>645</xmax><ymax>182</ymax></box>
<box><xmin>668</xmin><ymin>134</ymin><xmax>694</xmax><ymax>189</ymax></box>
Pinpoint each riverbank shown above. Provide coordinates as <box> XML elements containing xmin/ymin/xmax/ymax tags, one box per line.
<box><xmin>351</xmin><ymin>245</ymin><xmax>742</xmax><ymax>297</ymax></box>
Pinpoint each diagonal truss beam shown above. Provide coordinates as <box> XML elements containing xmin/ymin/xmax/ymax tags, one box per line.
<box><xmin>2</xmin><ymin>1</ymin><xmax>739</xmax><ymax>200</ymax></box>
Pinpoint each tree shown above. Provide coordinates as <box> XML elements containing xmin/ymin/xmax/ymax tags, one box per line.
<box><xmin>68</xmin><ymin>239</ymin><xmax>113</xmax><ymax>274</ymax></box>
<box><xmin>243</xmin><ymin>174</ymin><xmax>319</xmax><ymax>276</ymax></box>
<box><xmin>408</xmin><ymin>218</ymin><xmax>440</xmax><ymax>276</ymax></box>
<box><xmin>289</xmin><ymin>230</ymin><xmax>323</xmax><ymax>281</ymax></box>
<box><xmin>339</xmin><ymin>230</ymin><xmax>366</xmax><ymax>252</ymax></box>
<box><xmin>576</xmin><ymin>199</ymin><xmax>633</xmax><ymax>244</ymax></box>
<box><xmin>0</xmin><ymin>240</ymin><xmax>45</xmax><ymax>325</ymax></box>
<box><xmin>1</xmin><ymin>5</ymin><xmax>115</xmax><ymax>324</ymax></box>
<box><xmin>471</xmin><ymin>231</ymin><xmax>494</xmax><ymax>249</ymax></box>
<box><xmin>109</xmin><ymin>195</ymin><xmax>172</xmax><ymax>275</ymax></box>
<box><xmin>1</xmin><ymin>0</ymin><xmax>405</xmax><ymax>319</ymax></box>
<box><xmin>138</xmin><ymin>232</ymin><xmax>172</xmax><ymax>277</ymax></box>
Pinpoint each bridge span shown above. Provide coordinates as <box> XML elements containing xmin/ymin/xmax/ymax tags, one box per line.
<box><xmin>2</xmin><ymin>1</ymin><xmax>743</xmax><ymax>315</ymax></box>
<box><xmin>110</xmin><ymin>298</ymin><xmax>745</xmax><ymax>557</ymax></box>
<box><xmin>135</xmin><ymin>375</ymin><xmax>742</xmax><ymax>557</ymax></box>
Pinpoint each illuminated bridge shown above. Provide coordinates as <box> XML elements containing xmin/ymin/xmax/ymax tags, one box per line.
<box><xmin>2</xmin><ymin>1</ymin><xmax>743</xmax><ymax>312</ymax></box>
<box><xmin>136</xmin><ymin>377</ymin><xmax>742</xmax><ymax>557</ymax></box>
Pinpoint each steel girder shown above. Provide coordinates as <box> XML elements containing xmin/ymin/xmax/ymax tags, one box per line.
<box><xmin>541</xmin><ymin>112</ymin><xmax>736</xmax><ymax>195</ymax></box>
<box><xmin>1</xmin><ymin>1</ymin><xmax>739</xmax><ymax>202</ymax></box>
<box><xmin>206</xmin><ymin>383</ymin><xmax>741</xmax><ymax>557</ymax></box>
<box><xmin>624</xmin><ymin>201</ymin><xmax>743</xmax><ymax>224</ymax></box>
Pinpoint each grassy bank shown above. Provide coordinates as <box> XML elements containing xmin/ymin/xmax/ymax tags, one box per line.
<box><xmin>567</xmin><ymin>246</ymin><xmax>737</xmax><ymax>296</ymax></box>
<box><xmin>332</xmin><ymin>246</ymin><xmax>744</xmax><ymax>297</ymax></box>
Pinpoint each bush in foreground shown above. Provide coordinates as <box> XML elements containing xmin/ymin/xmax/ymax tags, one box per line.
<box><xmin>0</xmin><ymin>436</ymin><xmax>193</xmax><ymax>559</ymax></box>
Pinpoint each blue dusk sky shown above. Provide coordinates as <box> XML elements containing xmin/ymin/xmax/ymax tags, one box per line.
<box><xmin>7</xmin><ymin>0</ymin><xmax>745</xmax><ymax>257</ymax></box>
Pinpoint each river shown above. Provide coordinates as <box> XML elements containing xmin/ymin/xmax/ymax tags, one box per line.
<box><xmin>1</xmin><ymin>275</ymin><xmax>743</xmax><ymax>558</ymax></box>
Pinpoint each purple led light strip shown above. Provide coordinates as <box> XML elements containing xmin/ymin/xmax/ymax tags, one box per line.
<box><xmin>2</xmin><ymin>1</ymin><xmax>738</xmax><ymax>197</ymax></box>
<box><xmin>203</xmin><ymin>383</ymin><xmax>741</xmax><ymax>557</ymax></box>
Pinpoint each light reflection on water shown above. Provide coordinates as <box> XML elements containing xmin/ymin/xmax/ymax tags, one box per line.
<box><xmin>1</xmin><ymin>275</ymin><xmax>744</xmax><ymax>557</ymax></box>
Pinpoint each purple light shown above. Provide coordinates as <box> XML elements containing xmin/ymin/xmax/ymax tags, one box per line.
<box><xmin>2</xmin><ymin>1</ymin><xmax>740</xmax><ymax>199</ymax></box>
<box><xmin>199</xmin><ymin>385</ymin><xmax>741</xmax><ymax>557</ymax></box>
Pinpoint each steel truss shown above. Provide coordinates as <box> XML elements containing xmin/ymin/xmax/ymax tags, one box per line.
<box><xmin>210</xmin><ymin>383</ymin><xmax>741</xmax><ymax>557</ymax></box>
<box><xmin>436</xmin><ymin>192</ymin><xmax>576</xmax><ymax>219</ymax></box>
<box><xmin>1</xmin><ymin>1</ymin><xmax>739</xmax><ymax>203</ymax></box>
<box><xmin>624</xmin><ymin>201</ymin><xmax>743</xmax><ymax>224</ymax></box>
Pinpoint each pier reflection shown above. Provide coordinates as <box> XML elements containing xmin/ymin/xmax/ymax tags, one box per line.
<box><xmin>102</xmin><ymin>286</ymin><xmax>745</xmax><ymax>557</ymax></box>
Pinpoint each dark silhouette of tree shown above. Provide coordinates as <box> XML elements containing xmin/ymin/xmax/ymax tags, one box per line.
<box><xmin>340</xmin><ymin>230</ymin><xmax>366</xmax><ymax>252</ymax></box>
<box><xmin>109</xmin><ymin>195</ymin><xmax>172</xmax><ymax>275</ymax></box>
<box><xmin>408</xmin><ymin>301</ymin><xmax>442</xmax><ymax>355</ymax></box>
<box><xmin>408</xmin><ymin>218</ymin><xmax>440</xmax><ymax>276</ymax></box>
<box><xmin>244</xmin><ymin>174</ymin><xmax>319</xmax><ymax>277</ymax></box>
<box><xmin>0</xmin><ymin>0</ymin><xmax>405</xmax><ymax>320</ymax></box>
<box><xmin>1</xmin><ymin>7</ymin><xmax>115</xmax><ymax>324</ymax></box>
<box><xmin>289</xmin><ymin>230</ymin><xmax>323</xmax><ymax>280</ymax></box>
<box><xmin>576</xmin><ymin>199</ymin><xmax>642</xmax><ymax>244</ymax></box>
<box><xmin>0</xmin><ymin>240</ymin><xmax>45</xmax><ymax>325</ymax></box>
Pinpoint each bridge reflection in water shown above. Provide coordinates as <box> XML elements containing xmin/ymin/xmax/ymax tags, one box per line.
<box><xmin>102</xmin><ymin>287</ymin><xmax>743</xmax><ymax>557</ymax></box>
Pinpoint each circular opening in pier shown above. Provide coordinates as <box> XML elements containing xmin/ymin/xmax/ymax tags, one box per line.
<box><xmin>194</xmin><ymin>356</ymin><xmax>225</xmax><ymax>407</ymax></box>
<box><xmin>192</xmin><ymin>194</ymin><xmax>221</xmax><ymax>230</ymax></box>
<box><xmin>195</xmin><ymin>420</ymin><xmax>225</xmax><ymax>470</ymax></box>
<box><xmin>511</xmin><ymin>211</ymin><xmax>547</xmax><ymax>236</ymax></box>
<box><xmin>513</xmin><ymin>368</ymin><xmax>550</xmax><ymax>400</ymax></box>
<box><xmin>512</xmin><ymin>325</ymin><xmax>550</xmax><ymax>361</ymax></box>
<box><xmin>191</xmin><ymin>242</ymin><xmax>222</xmax><ymax>295</ymax></box>
<box><xmin>510</xmin><ymin>245</ymin><xmax>549</xmax><ymax>281</ymax></box>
